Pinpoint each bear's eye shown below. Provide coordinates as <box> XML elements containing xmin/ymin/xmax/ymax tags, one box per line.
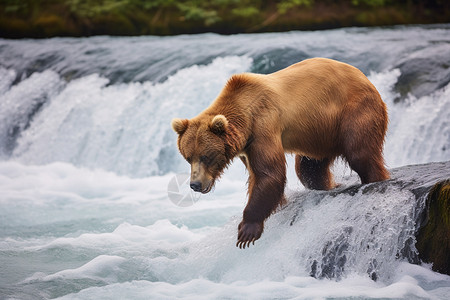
<box><xmin>186</xmin><ymin>157</ymin><xmax>192</xmax><ymax>164</ymax></box>
<box><xmin>200</xmin><ymin>155</ymin><xmax>209</xmax><ymax>165</ymax></box>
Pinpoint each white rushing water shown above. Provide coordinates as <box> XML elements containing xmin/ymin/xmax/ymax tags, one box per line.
<box><xmin>1</xmin><ymin>25</ymin><xmax>450</xmax><ymax>299</ymax></box>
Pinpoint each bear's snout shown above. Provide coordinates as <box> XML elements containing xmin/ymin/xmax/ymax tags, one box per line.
<box><xmin>189</xmin><ymin>179</ymin><xmax>213</xmax><ymax>194</ymax></box>
<box><xmin>189</xmin><ymin>161</ymin><xmax>214</xmax><ymax>193</ymax></box>
<box><xmin>190</xmin><ymin>181</ymin><xmax>203</xmax><ymax>192</ymax></box>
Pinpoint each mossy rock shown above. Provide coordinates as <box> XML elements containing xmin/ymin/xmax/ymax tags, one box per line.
<box><xmin>416</xmin><ymin>180</ymin><xmax>450</xmax><ymax>275</ymax></box>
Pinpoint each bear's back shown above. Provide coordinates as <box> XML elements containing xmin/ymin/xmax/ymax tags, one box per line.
<box><xmin>268</xmin><ymin>58</ymin><xmax>384</xmax><ymax>157</ymax></box>
<box><xmin>270</xmin><ymin>58</ymin><xmax>376</xmax><ymax>105</ymax></box>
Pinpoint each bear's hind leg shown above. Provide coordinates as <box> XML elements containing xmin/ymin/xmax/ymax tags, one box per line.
<box><xmin>295</xmin><ymin>155</ymin><xmax>336</xmax><ymax>190</ymax></box>
<box><xmin>345</xmin><ymin>152</ymin><xmax>389</xmax><ymax>184</ymax></box>
<box><xmin>340</xmin><ymin>94</ymin><xmax>390</xmax><ymax>184</ymax></box>
<box><xmin>340</xmin><ymin>119</ymin><xmax>389</xmax><ymax>184</ymax></box>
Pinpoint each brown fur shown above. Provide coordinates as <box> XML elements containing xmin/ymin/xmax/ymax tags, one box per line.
<box><xmin>172</xmin><ymin>58</ymin><xmax>390</xmax><ymax>248</ymax></box>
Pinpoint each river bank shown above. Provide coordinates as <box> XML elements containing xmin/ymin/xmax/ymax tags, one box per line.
<box><xmin>1</xmin><ymin>0</ymin><xmax>449</xmax><ymax>38</ymax></box>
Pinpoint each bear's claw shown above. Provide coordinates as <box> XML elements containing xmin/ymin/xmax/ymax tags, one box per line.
<box><xmin>236</xmin><ymin>221</ymin><xmax>263</xmax><ymax>249</ymax></box>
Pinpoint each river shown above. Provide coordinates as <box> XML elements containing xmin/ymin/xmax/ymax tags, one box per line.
<box><xmin>0</xmin><ymin>24</ymin><xmax>450</xmax><ymax>299</ymax></box>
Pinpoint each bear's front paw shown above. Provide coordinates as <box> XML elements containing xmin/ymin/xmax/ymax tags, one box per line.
<box><xmin>236</xmin><ymin>221</ymin><xmax>264</xmax><ymax>249</ymax></box>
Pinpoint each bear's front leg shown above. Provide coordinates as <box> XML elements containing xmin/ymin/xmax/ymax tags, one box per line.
<box><xmin>236</xmin><ymin>138</ymin><xmax>286</xmax><ymax>249</ymax></box>
<box><xmin>237</xmin><ymin>221</ymin><xmax>264</xmax><ymax>249</ymax></box>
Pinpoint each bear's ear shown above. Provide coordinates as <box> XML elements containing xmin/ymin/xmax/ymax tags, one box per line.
<box><xmin>210</xmin><ymin>114</ymin><xmax>228</xmax><ymax>135</ymax></box>
<box><xmin>171</xmin><ymin>118</ymin><xmax>189</xmax><ymax>135</ymax></box>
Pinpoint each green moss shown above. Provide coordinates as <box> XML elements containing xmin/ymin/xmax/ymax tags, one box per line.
<box><xmin>416</xmin><ymin>180</ymin><xmax>450</xmax><ymax>275</ymax></box>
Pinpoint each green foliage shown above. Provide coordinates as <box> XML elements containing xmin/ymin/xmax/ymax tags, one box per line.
<box><xmin>66</xmin><ymin>0</ymin><xmax>130</xmax><ymax>17</ymax></box>
<box><xmin>351</xmin><ymin>0</ymin><xmax>389</xmax><ymax>6</ymax></box>
<box><xmin>132</xmin><ymin>0</ymin><xmax>177</xmax><ymax>10</ymax></box>
<box><xmin>175</xmin><ymin>0</ymin><xmax>262</xmax><ymax>26</ymax></box>
<box><xmin>0</xmin><ymin>0</ymin><xmax>29</xmax><ymax>14</ymax></box>
<box><xmin>0</xmin><ymin>0</ymin><xmax>449</xmax><ymax>37</ymax></box>
<box><xmin>277</xmin><ymin>0</ymin><xmax>314</xmax><ymax>14</ymax></box>
<box><xmin>178</xmin><ymin>2</ymin><xmax>221</xmax><ymax>26</ymax></box>
<box><xmin>231</xmin><ymin>6</ymin><xmax>259</xmax><ymax>18</ymax></box>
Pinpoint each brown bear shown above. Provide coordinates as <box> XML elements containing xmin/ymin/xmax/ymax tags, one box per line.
<box><xmin>171</xmin><ymin>57</ymin><xmax>390</xmax><ymax>249</ymax></box>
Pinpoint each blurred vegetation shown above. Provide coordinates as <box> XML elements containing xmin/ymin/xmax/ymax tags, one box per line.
<box><xmin>0</xmin><ymin>0</ymin><xmax>449</xmax><ymax>38</ymax></box>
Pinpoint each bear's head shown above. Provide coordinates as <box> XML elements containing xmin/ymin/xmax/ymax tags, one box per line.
<box><xmin>171</xmin><ymin>115</ymin><xmax>230</xmax><ymax>194</ymax></box>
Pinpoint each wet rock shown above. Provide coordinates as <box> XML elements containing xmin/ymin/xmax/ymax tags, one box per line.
<box><xmin>416</xmin><ymin>180</ymin><xmax>450</xmax><ymax>275</ymax></box>
<box><xmin>288</xmin><ymin>161</ymin><xmax>450</xmax><ymax>278</ymax></box>
<box><xmin>394</xmin><ymin>55</ymin><xmax>450</xmax><ymax>102</ymax></box>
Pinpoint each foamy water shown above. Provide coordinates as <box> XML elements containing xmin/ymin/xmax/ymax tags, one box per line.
<box><xmin>1</xmin><ymin>25</ymin><xmax>450</xmax><ymax>299</ymax></box>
